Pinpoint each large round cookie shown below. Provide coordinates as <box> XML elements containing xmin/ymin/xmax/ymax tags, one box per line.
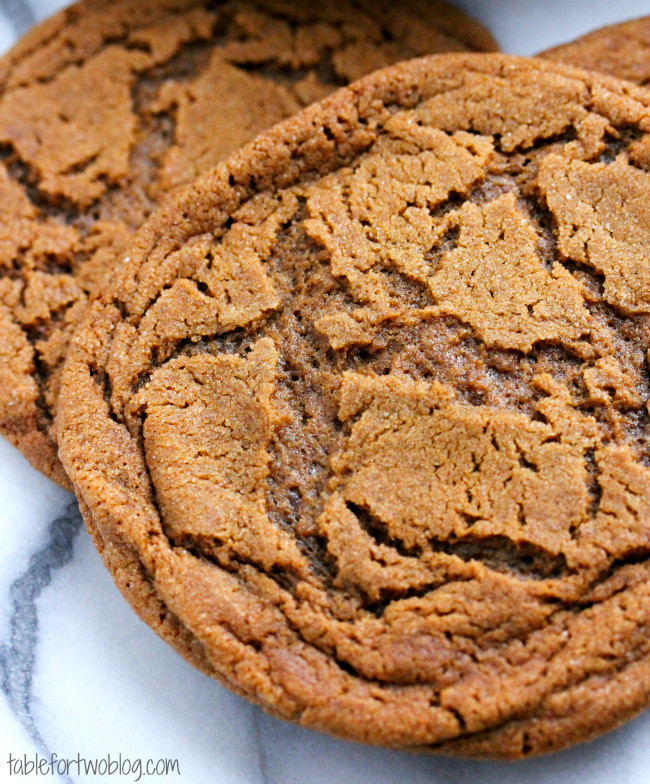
<box><xmin>0</xmin><ymin>0</ymin><xmax>497</xmax><ymax>488</ymax></box>
<box><xmin>58</xmin><ymin>53</ymin><xmax>650</xmax><ymax>757</ymax></box>
<box><xmin>540</xmin><ymin>16</ymin><xmax>650</xmax><ymax>84</ymax></box>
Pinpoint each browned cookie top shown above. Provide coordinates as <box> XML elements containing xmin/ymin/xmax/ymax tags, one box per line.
<box><xmin>58</xmin><ymin>53</ymin><xmax>650</xmax><ymax>757</ymax></box>
<box><xmin>540</xmin><ymin>16</ymin><xmax>650</xmax><ymax>85</ymax></box>
<box><xmin>0</xmin><ymin>0</ymin><xmax>497</xmax><ymax>487</ymax></box>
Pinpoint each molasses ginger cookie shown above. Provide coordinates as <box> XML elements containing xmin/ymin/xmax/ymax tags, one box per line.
<box><xmin>541</xmin><ymin>16</ymin><xmax>650</xmax><ymax>85</ymax></box>
<box><xmin>58</xmin><ymin>53</ymin><xmax>650</xmax><ymax>757</ymax></box>
<box><xmin>0</xmin><ymin>0</ymin><xmax>497</xmax><ymax>487</ymax></box>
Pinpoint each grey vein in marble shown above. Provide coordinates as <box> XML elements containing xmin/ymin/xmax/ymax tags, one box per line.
<box><xmin>251</xmin><ymin>703</ymin><xmax>270</xmax><ymax>784</ymax></box>
<box><xmin>0</xmin><ymin>0</ymin><xmax>33</xmax><ymax>35</ymax></box>
<box><xmin>0</xmin><ymin>501</ymin><xmax>82</xmax><ymax>782</ymax></box>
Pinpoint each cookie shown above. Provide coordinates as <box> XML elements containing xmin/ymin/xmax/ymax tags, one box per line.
<box><xmin>540</xmin><ymin>16</ymin><xmax>650</xmax><ymax>85</ymax></box>
<box><xmin>58</xmin><ymin>52</ymin><xmax>650</xmax><ymax>757</ymax></box>
<box><xmin>0</xmin><ymin>0</ymin><xmax>497</xmax><ymax>488</ymax></box>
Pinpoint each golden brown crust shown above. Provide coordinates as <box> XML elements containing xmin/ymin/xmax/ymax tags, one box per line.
<box><xmin>0</xmin><ymin>0</ymin><xmax>496</xmax><ymax>485</ymax></box>
<box><xmin>540</xmin><ymin>16</ymin><xmax>650</xmax><ymax>85</ymax></box>
<box><xmin>59</xmin><ymin>52</ymin><xmax>650</xmax><ymax>756</ymax></box>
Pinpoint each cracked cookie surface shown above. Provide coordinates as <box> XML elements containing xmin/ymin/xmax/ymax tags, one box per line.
<box><xmin>59</xmin><ymin>53</ymin><xmax>650</xmax><ymax>757</ymax></box>
<box><xmin>0</xmin><ymin>0</ymin><xmax>497</xmax><ymax>486</ymax></box>
<box><xmin>540</xmin><ymin>16</ymin><xmax>650</xmax><ymax>85</ymax></box>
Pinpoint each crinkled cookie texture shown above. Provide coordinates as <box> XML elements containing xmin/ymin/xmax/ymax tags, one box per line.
<box><xmin>540</xmin><ymin>16</ymin><xmax>650</xmax><ymax>85</ymax></box>
<box><xmin>0</xmin><ymin>0</ymin><xmax>497</xmax><ymax>488</ymax></box>
<box><xmin>59</xmin><ymin>53</ymin><xmax>650</xmax><ymax>757</ymax></box>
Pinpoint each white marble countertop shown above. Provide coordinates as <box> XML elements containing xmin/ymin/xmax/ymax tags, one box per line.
<box><xmin>3</xmin><ymin>1</ymin><xmax>650</xmax><ymax>782</ymax></box>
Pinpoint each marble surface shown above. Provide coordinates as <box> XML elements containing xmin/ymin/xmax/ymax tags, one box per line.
<box><xmin>3</xmin><ymin>1</ymin><xmax>650</xmax><ymax>782</ymax></box>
